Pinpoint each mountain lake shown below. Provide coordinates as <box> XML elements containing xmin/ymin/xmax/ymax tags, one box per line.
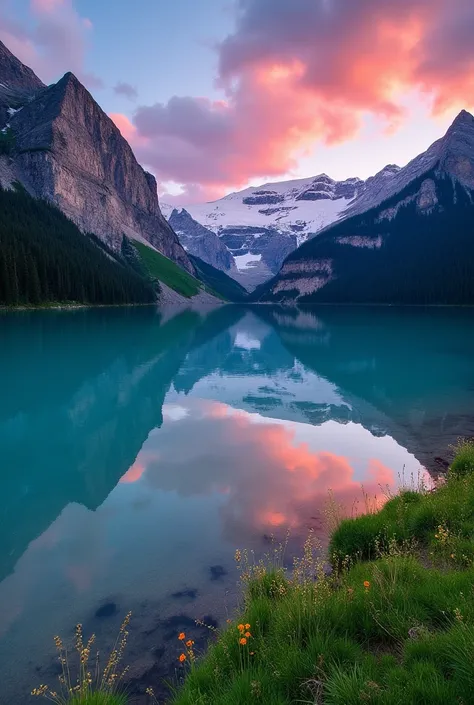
<box><xmin>1</xmin><ymin>304</ymin><xmax>474</xmax><ymax>702</ymax></box>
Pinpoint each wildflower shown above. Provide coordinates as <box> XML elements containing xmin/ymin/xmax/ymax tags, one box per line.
<box><xmin>146</xmin><ymin>687</ymin><xmax>155</xmax><ymax>696</ymax></box>
<box><xmin>245</xmin><ymin>631</ymin><xmax>251</xmax><ymax>638</ymax></box>
<box><xmin>237</xmin><ymin>624</ymin><xmax>245</xmax><ymax>632</ymax></box>
<box><xmin>363</xmin><ymin>580</ymin><xmax>370</xmax><ymax>589</ymax></box>
<box><xmin>178</xmin><ymin>632</ymin><xmax>186</xmax><ymax>641</ymax></box>
<box><xmin>235</xmin><ymin>549</ymin><xmax>242</xmax><ymax>563</ymax></box>
<box><xmin>451</xmin><ymin>554</ymin><xmax>455</xmax><ymax>559</ymax></box>
<box><xmin>239</xmin><ymin>637</ymin><xmax>247</xmax><ymax>645</ymax></box>
<box><xmin>185</xmin><ymin>639</ymin><xmax>194</xmax><ymax>647</ymax></box>
<box><xmin>245</xmin><ymin>623</ymin><xmax>251</xmax><ymax>630</ymax></box>
<box><xmin>226</xmin><ymin>619</ymin><xmax>232</xmax><ymax>624</ymax></box>
<box><xmin>250</xmin><ymin>651</ymin><xmax>255</xmax><ymax>656</ymax></box>
<box><xmin>179</xmin><ymin>653</ymin><xmax>186</xmax><ymax>662</ymax></box>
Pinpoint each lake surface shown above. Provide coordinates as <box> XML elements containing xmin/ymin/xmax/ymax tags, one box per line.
<box><xmin>1</xmin><ymin>304</ymin><xmax>474</xmax><ymax>702</ymax></box>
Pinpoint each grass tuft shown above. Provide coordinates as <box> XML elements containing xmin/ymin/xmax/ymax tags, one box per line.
<box><xmin>449</xmin><ymin>438</ymin><xmax>474</xmax><ymax>478</ymax></box>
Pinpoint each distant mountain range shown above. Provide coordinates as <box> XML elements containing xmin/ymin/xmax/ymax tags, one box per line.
<box><xmin>162</xmin><ymin>166</ymin><xmax>401</xmax><ymax>289</ymax></box>
<box><xmin>252</xmin><ymin>110</ymin><xmax>474</xmax><ymax>304</ymax></box>
<box><xmin>164</xmin><ymin>111</ymin><xmax>474</xmax><ymax>302</ymax></box>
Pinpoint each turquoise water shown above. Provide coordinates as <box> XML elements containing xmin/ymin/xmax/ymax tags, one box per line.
<box><xmin>1</xmin><ymin>305</ymin><xmax>474</xmax><ymax>702</ymax></box>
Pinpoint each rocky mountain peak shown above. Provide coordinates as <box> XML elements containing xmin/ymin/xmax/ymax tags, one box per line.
<box><xmin>0</xmin><ymin>40</ymin><xmax>44</xmax><ymax>92</ymax></box>
<box><xmin>0</xmin><ymin>40</ymin><xmax>45</xmax><ymax>126</ymax></box>
<box><xmin>1</xmin><ymin>40</ymin><xmax>192</xmax><ymax>273</ymax></box>
<box><xmin>449</xmin><ymin>109</ymin><xmax>474</xmax><ymax>127</ymax></box>
<box><xmin>168</xmin><ymin>207</ymin><xmax>237</xmax><ymax>273</ymax></box>
<box><xmin>438</xmin><ymin>109</ymin><xmax>474</xmax><ymax>189</ymax></box>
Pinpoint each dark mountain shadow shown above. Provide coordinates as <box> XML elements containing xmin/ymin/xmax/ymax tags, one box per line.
<box><xmin>0</xmin><ymin>305</ymin><xmax>245</xmax><ymax>583</ymax></box>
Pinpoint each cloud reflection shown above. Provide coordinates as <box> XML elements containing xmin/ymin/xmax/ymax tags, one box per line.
<box><xmin>125</xmin><ymin>399</ymin><xmax>412</xmax><ymax>545</ymax></box>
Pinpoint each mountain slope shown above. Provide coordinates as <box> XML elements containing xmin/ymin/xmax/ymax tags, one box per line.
<box><xmin>0</xmin><ymin>40</ymin><xmax>193</xmax><ymax>275</ymax></box>
<box><xmin>0</xmin><ymin>40</ymin><xmax>45</xmax><ymax>126</ymax></box>
<box><xmin>129</xmin><ymin>240</ymin><xmax>245</xmax><ymax>302</ymax></box>
<box><xmin>254</xmin><ymin>111</ymin><xmax>474</xmax><ymax>304</ymax></box>
<box><xmin>0</xmin><ymin>184</ymin><xmax>155</xmax><ymax>306</ymax></box>
<box><xmin>189</xmin><ymin>254</ymin><xmax>248</xmax><ymax>301</ymax></box>
<box><xmin>167</xmin><ymin>207</ymin><xmax>237</xmax><ymax>273</ymax></box>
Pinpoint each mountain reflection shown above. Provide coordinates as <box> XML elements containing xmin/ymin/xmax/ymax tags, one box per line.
<box><xmin>1</xmin><ymin>304</ymin><xmax>473</xmax><ymax>587</ymax></box>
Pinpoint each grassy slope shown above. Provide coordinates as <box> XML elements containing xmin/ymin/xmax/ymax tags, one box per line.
<box><xmin>189</xmin><ymin>255</ymin><xmax>248</xmax><ymax>302</ymax></box>
<box><xmin>173</xmin><ymin>441</ymin><xmax>474</xmax><ymax>705</ymax></box>
<box><xmin>133</xmin><ymin>242</ymin><xmax>248</xmax><ymax>302</ymax></box>
<box><xmin>133</xmin><ymin>241</ymin><xmax>203</xmax><ymax>298</ymax></box>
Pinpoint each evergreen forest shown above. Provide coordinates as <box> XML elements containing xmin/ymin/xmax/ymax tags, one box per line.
<box><xmin>0</xmin><ymin>185</ymin><xmax>156</xmax><ymax>306</ymax></box>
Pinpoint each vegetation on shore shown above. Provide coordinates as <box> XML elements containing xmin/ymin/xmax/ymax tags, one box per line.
<box><xmin>172</xmin><ymin>440</ymin><xmax>474</xmax><ymax>705</ymax></box>
<box><xmin>31</xmin><ymin>441</ymin><xmax>474</xmax><ymax>704</ymax></box>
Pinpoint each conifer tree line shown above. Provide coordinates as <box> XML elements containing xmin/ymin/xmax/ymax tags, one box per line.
<box><xmin>0</xmin><ymin>185</ymin><xmax>156</xmax><ymax>306</ymax></box>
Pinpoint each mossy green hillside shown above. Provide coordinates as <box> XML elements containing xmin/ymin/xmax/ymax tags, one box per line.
<box><xmin>133</xmin><ymin>241</ymin><xmax>202</xmax><ymax>298</ymax></box>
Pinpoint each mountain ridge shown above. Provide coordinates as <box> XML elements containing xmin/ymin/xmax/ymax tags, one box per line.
<box><xmin>252</xmin><ymin>109</ymin><xmax>474</xmax><ymax>304</ymax></box>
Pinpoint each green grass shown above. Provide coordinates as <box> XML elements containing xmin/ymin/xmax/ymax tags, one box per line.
<box><xmin>69</xmin><ymin>695</ymin><xmax>127</xmax><ymax>705</ymax></box>
<box><xmin>133</xmin><ymin>241</ymin><xmax>202</xmax><ymax>298</ymax></box>
<box><xmin>171</xmin><ymin>440</ymin><xmax>474</xmax><ymax>705</ymax></box>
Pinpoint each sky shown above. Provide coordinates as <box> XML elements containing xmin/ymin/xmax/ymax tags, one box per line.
<box><xmin>1</xmin><ymin>0</ymin><xmax>474</xmax><ymax>204</ymax></box>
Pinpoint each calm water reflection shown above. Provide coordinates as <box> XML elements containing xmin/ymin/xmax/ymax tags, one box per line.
<box><xmin>1</xmin><ymin>305</ymin><xmax>474</xmax><ymax>702</ymax></box>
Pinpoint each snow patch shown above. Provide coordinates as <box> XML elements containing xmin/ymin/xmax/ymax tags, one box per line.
<box><xmin>234</xmin><ymin>331</ymin><xmax>261</xmax><ymax>350</ymax></box>
<box><xmin>234</xmin><ymin>252</ymin><xmax>262</xmax><ymax>271</ymax></box>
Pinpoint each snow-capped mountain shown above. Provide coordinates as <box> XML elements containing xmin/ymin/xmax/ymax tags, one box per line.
<box><xmin>253</xmin><ymin>109</ymin><xmax>474</xmax><ymax>305</ymax></box>
<box><xmin>162</xmin><ymin>173</ymin><xmax>389</xmax><ymax>289</ymax></box>
<box><xmin>184</xmin><ymin>173</ymin><xmax>369</xmax><ymax>245</ymax></box>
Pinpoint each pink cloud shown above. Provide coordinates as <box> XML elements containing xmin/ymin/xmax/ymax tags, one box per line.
<box><xmin>118</xmin><ymin>0</ymin><xmax>474</xmax><ymax>200</ymax></box>
<box><xmin>0</xmin><ymin>0</ymin><xmax>103</xmax><ymax>89</ymax></box>
<box><xmin>31</xmin><ymin>0</ymin><xmax>65</xmax><ymax>13</ymax></box>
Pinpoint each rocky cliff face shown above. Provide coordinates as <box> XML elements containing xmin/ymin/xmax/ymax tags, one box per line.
<box><xmin>0</xmin><ymin>41</ymin><xmax>193</xmax><ymax>274</ymax></box>
<box><xmin>167</xmin><ymin>207</ymin><xmax>237</xmax><ymax>273</ymax></box>
<box><xmin>0</xmin><ymin>40</ymin><xmax>45</xmax><ymax>126</ymax></box>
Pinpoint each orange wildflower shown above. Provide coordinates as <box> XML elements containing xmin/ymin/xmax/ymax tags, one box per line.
<box><xmin>237</xmin><ymin>624</ymin><xmax>245</xmax><ymax>632</ymax></box>
<box><xmin>186</xmin><ymin>640</ymin><xmax>194</xmax><ymax>647</ymax></box>
<box><xmin>178</xmin><ymin>653</ymin><xmax>186</xmax><ymax>662</ymax></box>
<box><xmin>245</xmin><ymin>632</ymin><xmax>251</xmax><ymax>638</ymax></box>
<box><xmin>363</xmin><ymin>581</ymin><xmax>370</xmax><ymax>588</ymax></box>
<box><xmin>239</xmin><ymin>637</ymin><xmax>247</xmax><ymax>645</ymax></box>
<box><xmin>245</xmin><ymin>623</ymin><xmax>251</xmax><ymax>630</ymax></box>
<box><xmin>178</xmin><ymin>632</ymin><xmax>186</xmax><ymax>640</ymax></box>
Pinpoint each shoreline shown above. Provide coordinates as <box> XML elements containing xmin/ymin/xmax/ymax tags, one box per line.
<box><xmin>171</xmin><ymin>440</ymin><xmax>474</xmax><ymax>704</ymax></box>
